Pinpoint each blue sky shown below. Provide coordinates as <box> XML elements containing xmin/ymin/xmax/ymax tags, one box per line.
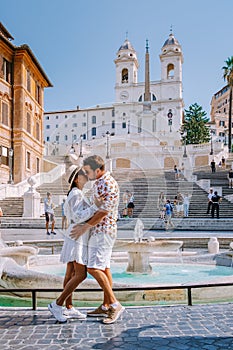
<box><xmin>1</xmin><ymin>0</ymin><xmax>233</xmax><ymax>116</ymax></box>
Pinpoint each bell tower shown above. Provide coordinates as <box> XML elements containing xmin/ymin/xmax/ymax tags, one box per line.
<box><xmin>114</xmin><ymin>38</ymin><xmax>139</xmax><ymax>103</ymax></box>
<box><xmin>160</xmin><ymin>31</ymin><xmax>183</xmax><ymax>96</ymax></box>
<box><xmin>159</xmin><ymin>31</ymin><xmax>184</xmax><ymax>131</ymax></box>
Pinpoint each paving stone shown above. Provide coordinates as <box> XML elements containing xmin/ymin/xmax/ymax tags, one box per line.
<box><xmin>0</xmin><ymin>305</ymin><xmax>233</xmax><ymax>349</ymax></box>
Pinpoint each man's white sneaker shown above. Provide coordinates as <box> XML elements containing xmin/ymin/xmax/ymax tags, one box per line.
<box><xmin>48</xmin><ymin>301</ymin><xmax>67</xmax><ymax>323</ymax></box>
<box><xmin>63</xmin><ymin>307</ymin><xmax>87</xmax><ymax>319</ymax></box>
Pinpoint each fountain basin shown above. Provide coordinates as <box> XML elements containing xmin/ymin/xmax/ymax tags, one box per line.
<box><xmin>0</xmin><ymin>246</ymin><xmax>39</xmax><ymax>266</ymax></box>
<box><xmin>114</xmin><ymin>240</ymin><xmax>183</xmax><ymax>253</ymax></box>
<box><xmin>113</xmin><ymin>240</ymin><xmax>183</xmax><ymax>273</ymax></box>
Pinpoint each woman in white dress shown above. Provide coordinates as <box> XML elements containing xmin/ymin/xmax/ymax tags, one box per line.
<box><xmin>48</xmin><ymin>165</ymin><xmax>102</xmax><ymax>323</ymax></box>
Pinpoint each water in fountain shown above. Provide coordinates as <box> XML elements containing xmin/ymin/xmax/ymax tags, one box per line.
<box><xmin>114</xmin><ymin>219</ymin><xmax>183</xmax><ymax>274</ymax></box>
<box><xmin>134</xmin><ymin>218</ymin><xmax>144</xmax><ymax>242</ymax></box>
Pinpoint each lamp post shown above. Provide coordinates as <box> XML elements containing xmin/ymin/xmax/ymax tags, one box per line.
<box><xmin>8</xmin><ymin>148</ymin><xmax>13</xmax><ymax>184</ymax></box>
<box><xmin>69</xmin><ymin>129</ymin><xmax>75</xmax><ymax>153</ymax></box>
<box><xmin>79</xmin><ymin>134</ymin><xmax>83</xmax><ymax>158</ymax></box>
<box><xmin>210</xmin><ymin>130</ymin><xmax>213</xmax><ymax>155</ymax></box>
<box><xmin>106</xmin><ymin>131</ymin><xmax>110</xmax><ymax>159</ymax></box>
<box><xmin>57</xmin><ymin>132</ymin><xmax>60</xmax><ymax>155</ymax></box>
<box><xmin>183</xmin><ymin>131</ymin><xmax>187</xmax><ymax>158</ymax></box>
<box><xmin>224</xmin><ymin>126</ymin><xmax>227</xmax><ymax>146</ymax></box>
<box><xmin>71</xmin><ymin>129</ymin><xmax>74</xmax><ymax>148</ymax></box>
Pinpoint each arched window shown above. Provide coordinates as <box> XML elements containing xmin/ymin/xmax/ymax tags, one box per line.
<box><xmin>92</xmin><ymin>115</ymin><xmax>96</xmax><ymax>124</ymax></box>
<box><xmin>112</xmin><ymin>120</ymin><xmax>115</xmax><ymax>129</ymax></box>
<box><xmin>152</xmin><ymin>94</ymin><xmax>156</xmax><ymax>101</ymax></box>
<box><xmin>92</xmin><ymin>127</ymin><xmax>96</xmax><ymax>136</ymax></box>
<box><xmin>138</xmin><ymin>95</ymin><xmax>142</xmax><ymax>102</ymax></box>
<box><xmin>121</xmin><ymin>68</ymin><xmax>128</xmax><ymax>83</ymax></box>
<box><xmin>167</xmin><ymin>64</ymin><xmax>174</xmax><ymax>79</ymax></box>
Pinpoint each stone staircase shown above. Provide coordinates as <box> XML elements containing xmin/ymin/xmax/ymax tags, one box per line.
<box><xmin>0</xmin><ymin>197</ymin><xmax>24</xmax><ymax>217</ymax></box>
<box><xmin>1</xmin><ymin>166</ymin><xmax>233</xmax><ymax>221</ymax></box>
<box><xmin>114</xmin><ymin>168</ymin><xmax>233</xmax><ymax>219</ymax></box>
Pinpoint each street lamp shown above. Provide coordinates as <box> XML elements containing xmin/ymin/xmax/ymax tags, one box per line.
<box><xmin>57</xmin><ymin>132</ymin><xmax>60</xmax><ymax>154</ymax></box>
<box><xmin>8</xmin><ymin>148</ymin><xmax>13</xmax><ymax>184</ymax></box>
<box><xmin>210</xmin><ymin>130</ymin><xmax>213</xmax><ymax>155</ymax></box>
<box><xmin>71</xmin><ymin>129</ymin><xmax>74</xmax><ymax>148</ymax></box>
<box><xmin>182</xmin><ymin>131</ymin><xmax>187</xmax><ymax>158</ymax></box>
<box><xmin>224</xmin><ymin>126</ymin><xmax>228</xmax><ymax>146</ymax></box>
<box><xmin>106</xmin><ymin>131</ymin><xmax>110</xmax><ymax>159</ymax></box>
<box><xmin>79</xmin><ymin>134</ymin><xmax>83</xmax><ymax>158</ymax></box>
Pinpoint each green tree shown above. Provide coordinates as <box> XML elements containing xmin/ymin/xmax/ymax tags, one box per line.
<box><xmin>222</xmin><ymin>56</ymin><xmax>233</xmax><ymax>153</ymax></box>
<box><xmin>181</xmin><ymin>103</ymin><xmax>210</xmax><ymax>144</ymax></box>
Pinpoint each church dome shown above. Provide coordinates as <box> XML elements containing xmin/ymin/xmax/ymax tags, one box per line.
<box><xmin>162</xmin><ymin>33</ymin><xmax>180</xmax><ymax>48</ymax></box>
<box><xmin>118</xmin><ymin>39</ymin><xmax>135</xmax><ymax>52</ymax></box>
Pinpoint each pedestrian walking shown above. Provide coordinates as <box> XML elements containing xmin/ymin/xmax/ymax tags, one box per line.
<box><xmin>174</xmin><ymin>165</ymin><xmax>179</xmax><ymax>180</ymax></box>
<box><xmin>183</xmin><ymin>193</ymin><xmax>191</xmax><ymax>217</ymax></box>
<box><xmin>122</xmin><ymin>190</ymin><xmax>129</xmax><ymax>209</ymax></box>
<box><xmin>158</xmin><ymin>192</ymin><xmax>166</xmax><ymax>219</ymax></box>
<box><xmin>61</xmin><ymin>198</ymin><xmax>68</xmax><ymax>230</ymax></box>
<box><xmin>164</xmin><ymin>199</ymin><xmax>174</xmax><ymax>230</ymax></box>
<box><xmin>44</xmin><ymin>192</ymin><xmax>56</xmax><ymax>235</ymax></box>
<box><xmin>228</xmin><ymin>169</ymin><xmax>233</xmax><ymax>188</ymax></box>
<box><xmin>210</xmin><ymin>159</ymin><xmax>216</xmax><ymax>173</ymax></box>
<box><xmin>207</xmin><ymin>188</ymin><xmax>214</xmax><ymax>214</ymax></box>
<box><xmin>70</xmin><ymin>155</ymin><xmax>125</xmax><ymax>324</ymax></box>
<box><xmin>176</xmin><ymin>192</ymin><xmax>184</xmax><ymax>217</ymax></box>
<box><xmin>211</xmin><ymin>191</ymin><xmax>222</xmax><ymax>218</ymax></box>
<box><xmin>48</xmin><ymin>165</ymin><xmax>103</xmax><ymax>323</ymax></box>
<box><xmin>222</xmin><ymin>156</ymin><xmax>226</xmax><ymax>169</ymax></box>
<box><xmin>122</xmin><ymin>190</ymin><xmax>129</xmax><ymax>217</ymax></box>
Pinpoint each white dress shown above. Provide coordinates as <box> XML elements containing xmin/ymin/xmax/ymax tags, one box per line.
<box><xmin>60</xmin><ymin>187</ymin><xmax>98</xmax><ymax>265</ymax></box>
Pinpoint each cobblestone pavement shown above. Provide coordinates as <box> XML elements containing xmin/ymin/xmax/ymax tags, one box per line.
<box><xmin>0</xmin><ymin>304</ymin><xmax>233</xmax><ymax>349</ymax></box>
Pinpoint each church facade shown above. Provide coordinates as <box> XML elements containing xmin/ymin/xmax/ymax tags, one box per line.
<box><xmin>44</xmin><ymin>32</ymin><xmax>184</xmax><ymax>158</ymax></box>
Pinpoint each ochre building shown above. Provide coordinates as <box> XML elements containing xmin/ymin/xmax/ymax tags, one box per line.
<box><xmin>0</xmin><ymin>22</ymin><xmax>52</xmax><ymax>184</ymax></box>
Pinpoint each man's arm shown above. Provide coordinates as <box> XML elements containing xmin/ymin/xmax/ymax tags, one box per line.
<box><xmin>86</xmin><ymin>208</ymin><xmax>108</xmax><ymax>226</ymax></box>
<box><xmin>70</xmin><ymin>209</ymin><xmax>108</xmax><ymax>240</ymax></box>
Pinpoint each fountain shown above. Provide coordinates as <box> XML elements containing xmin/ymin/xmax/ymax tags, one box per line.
<box><xmin>0</xmin><ymin>237</ymin><xmax>38</xmax><ymax>267</ymax></box>
<box><xmin>0</xmin><ymin>237</ymin><xmax>122</xmax><ymax>299</ymax></box>
<box><xmin>1</xmin><ymin>230</ymin><xmax>233</xmax><ymax>305</ymax></box>
<box><xmin>113</xmin><ymin>219</ymin><xmax>183</xmax><ymax>273</ymax></box>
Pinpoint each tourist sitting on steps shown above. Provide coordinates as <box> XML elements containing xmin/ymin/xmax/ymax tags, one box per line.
<box><xmin>127</xmin><ymin>192</ymin><xmax>135</xmax><ymax>218</ymax></box>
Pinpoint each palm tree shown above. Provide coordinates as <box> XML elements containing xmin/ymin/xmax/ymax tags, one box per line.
<box><xmin>222</xmin><ymin>56</ymin><xmax>233</xmax><ymax>153</ymax></box>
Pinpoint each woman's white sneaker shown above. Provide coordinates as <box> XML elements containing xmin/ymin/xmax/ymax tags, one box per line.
<box><xmin>48</xmin><ymin>301</ymin><xmax>67</xmax><ymax>323</ymax></box>
<box><xmin>63</xmin><ymin>307</ymin><xmax>87</xmax><ymax>319</ymax></box>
